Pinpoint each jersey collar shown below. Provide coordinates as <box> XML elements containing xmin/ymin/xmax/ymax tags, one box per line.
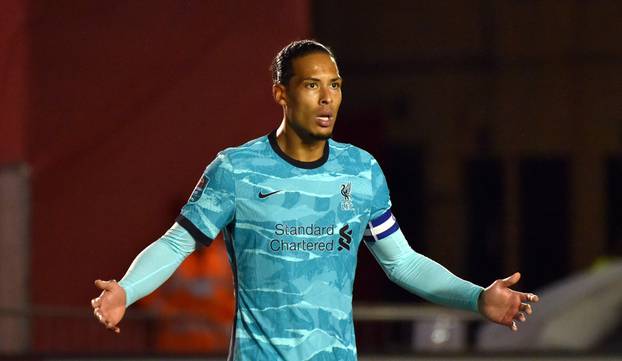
<box><xmin>268</xmin><ymin>130</ymin><xmax>330</xmax><ymax>169</ymax></box>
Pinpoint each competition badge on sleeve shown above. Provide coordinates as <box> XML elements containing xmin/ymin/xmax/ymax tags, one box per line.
<box><xmin>189</xmin><ymin>175</ymin><xmax>210</xmax><ymax>203</ymax></box>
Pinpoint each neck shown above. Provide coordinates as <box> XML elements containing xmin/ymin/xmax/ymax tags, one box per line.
<box><xmin>275</xmin><ymin>120</ymin><xmax>327</xmax><ymax>162</ymax></box>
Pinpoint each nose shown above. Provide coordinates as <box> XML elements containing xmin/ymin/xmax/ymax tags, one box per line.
<box><xmin>319</xmin><ymin>86</ymin><xmax>332</xmax><ymax>105</ymax></box>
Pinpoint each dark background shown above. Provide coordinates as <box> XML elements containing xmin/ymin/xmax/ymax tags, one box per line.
<box><xmin>1</xmin><ymin>0</ymin><xmax>621</xmax><ymax>355</ymax></box>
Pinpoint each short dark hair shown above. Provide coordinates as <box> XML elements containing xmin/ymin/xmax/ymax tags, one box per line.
<box><xmin>271</xmin><ymin>39</ymin><xmax>335</xmax><ymax>85</ymax></box>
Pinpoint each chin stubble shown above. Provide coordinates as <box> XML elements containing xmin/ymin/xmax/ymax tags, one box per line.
<box><xmin>310</xmin><ymin>131</ymin><xmax>332</xmax><ymax>141</ymax></box>
<box><xmin>289</xmin><ymin>120</ymin><xmax>333</xmax><ymax>142</ymax></box>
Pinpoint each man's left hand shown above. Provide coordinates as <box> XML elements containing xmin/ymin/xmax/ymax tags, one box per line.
<box><xmin>478</xmin><ymin>272</ymin><xmax>539</xmax><ymax>331</ymax></box>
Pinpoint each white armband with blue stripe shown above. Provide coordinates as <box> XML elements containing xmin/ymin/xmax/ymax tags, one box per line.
<box><xmin>364</xmin><ymin>209</ymin><xmax>399</xmax><ymax>242</ymax></box>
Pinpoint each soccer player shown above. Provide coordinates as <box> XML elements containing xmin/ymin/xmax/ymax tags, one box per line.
<box><xmin>91</xmin><ymin>40</ymin><xmax>539</xmax><ymax>360</ymax></box>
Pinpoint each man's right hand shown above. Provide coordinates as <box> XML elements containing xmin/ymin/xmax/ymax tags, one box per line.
<box><xmin>91</xmin><ymin>279</ymin><xmax>126</xmax><ymax>333</ymax></box>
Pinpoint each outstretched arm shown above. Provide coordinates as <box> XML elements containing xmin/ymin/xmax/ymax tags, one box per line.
<box><xmin>366</xmin><ymin>228</ymin><xmax>538</xmax><ymax>331</ymax></box>
<box><xmin>91</xmin><ymin>222</ymin><xmax>196</xmax><ymax>333</ymax></box>
<box><xmin>366</xmin><ymin>228</ymin><xmax>483</xmax><ymax>312</ymax></box>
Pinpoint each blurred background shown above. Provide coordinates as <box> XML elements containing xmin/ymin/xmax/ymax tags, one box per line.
<box><xmin>1</xmin><ymin>0</ymin><xmax>621</xmax><ymax>360</ymax></box>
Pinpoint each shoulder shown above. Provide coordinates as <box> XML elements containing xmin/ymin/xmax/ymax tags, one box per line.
<box><xmin>329</xmin><ymin>138</ymin><xmax>376</xmax><ymax>166</ymax></box>
<box><xmin>218</xmin><ymin>134</ymin><xmax>271</xmax><ymax>165</ymax></box>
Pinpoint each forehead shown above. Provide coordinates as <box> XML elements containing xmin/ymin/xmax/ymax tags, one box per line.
<box><xmin>291</xmin><ymin>52</ymin><xmax>340</xmax><ymax>79</ymax></box>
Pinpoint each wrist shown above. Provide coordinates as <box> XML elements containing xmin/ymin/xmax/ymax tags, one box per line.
<box><xmin>117</xmin><ymin>280</ymin><xmax>131</xmax><ymax>308</ymax></box>
<box><xmin>476</xmin><ymin>287</ymin><xmax>486</xmax><ymax>313</ymax></box>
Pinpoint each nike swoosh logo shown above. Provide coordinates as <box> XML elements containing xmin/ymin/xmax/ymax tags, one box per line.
<box><xmin>258</xmin><ymin>190</ymin><xmax>282</xmax><ymax>199</ymax></box>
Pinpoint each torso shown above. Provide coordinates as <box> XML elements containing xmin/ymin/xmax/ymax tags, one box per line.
<box><xmin>223</xmin><ymin>133</ymin><xmax>375</xmax><ymax>361</ymax></box>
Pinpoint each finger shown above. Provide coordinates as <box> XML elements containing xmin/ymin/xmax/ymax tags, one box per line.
<box><xmin>91</xmin><ymin>297</ymin><xmax>102</xmax><ymax>308</ymax></box>
<box><xmin>101</xmin><ymin>317</ymin><xmax>121</xmax><ymax>334</ymax></box>
<box><xmin>519</xmin><ymin>292</ymin><xmax>539</xmax><ymax>303</ymax></box>
<box><xmin>94</xmin><ymin>279</ymin><xmax>114</xmax><ymax>291</ymax></box>
<box><xmin>93</xmin><ymin>308</ymin><xmax>105</xmax><ymax>324</ymax></box>
<box><xmin>514</xmin><ymin>311</ymin><xmax>526</xmax><ymax>322</ymax></box>
<box><xmin>501</xmin><ymin>272</ymin><xmax>521</xmax><ymax>287</ymax></box>
<box><xmin>94</xmin><ymin>308</ymin><xmax>113</xmax><ymax>329</ymax></box>
<box><xmin>519</xmin><ymin>303</ymin><xmax>532</xmax><ymax>315</ymax></box>
<box><xmin>511</xmin><ymin>320</ymin><xmax>518</xmax><ymax>332</ymax></box>
<box><xmin>104</xmin><ymin>319</ymin><xmax>116</xmax><ymax>330</ymax></box>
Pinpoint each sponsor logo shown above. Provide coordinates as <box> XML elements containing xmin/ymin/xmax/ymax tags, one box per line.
<box><xmin>189</xmin><ymin>175</ymin><xmax>209</xmax><ymax>202</ymax></box>
<box><xmin>258</xmin><ymin>190</ymin><xmax>282</xmax><ymax>199</ymax></box>
<box><xmin>337</xmin><ymin>224</ymin><xmax>353</xmax><ymax>251</ymax></box>
<box><xmin>268</xmin><ymin>223</ymin><xmax>354</xmax><ymax>253</ymax></box>
<box><xmin>340</xmin><ymin>183</ymin><xmax>353</xmax><ymax>211</ymax></box>
<box><xmin>275</xmin><ymin>223</ymin><xmax>335</xmax><ymax>236</ymax></box>
<box><xmin>270</xmin><ymin>239</ymin><xmax>334</xmax><ymax>252</ymax></box>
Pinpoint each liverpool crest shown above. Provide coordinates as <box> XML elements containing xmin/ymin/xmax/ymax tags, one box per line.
<box><xmin>340</xmin><ymin>182</ymin><xmax>353</xmax><ymax>211</ymax></box>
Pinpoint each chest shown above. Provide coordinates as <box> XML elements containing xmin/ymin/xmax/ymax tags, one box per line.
<box><xmin>229</xmin><ymin>170</ymin><xmax>372</xmax><ymax>281</ymax></box>
<box><xmin>236</xmin><ymin>171</ymin><xmax>371</xmax><ymax>225</ymax></box>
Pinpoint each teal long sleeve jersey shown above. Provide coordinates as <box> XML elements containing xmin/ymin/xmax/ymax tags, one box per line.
<box><xmin>119</xmin><ymin>131</ymin><xmax>483</xmax><ymax>361</ymax></box>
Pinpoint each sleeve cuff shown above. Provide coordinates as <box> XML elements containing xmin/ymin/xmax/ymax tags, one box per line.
<box><xmin>175</xmin><ymin>214</ymin><xmax>214</xmax><ymax>246</ymax></box>
<box><xmin>118</xmin><ymin>280</ymin><xmax>136</xmax><ymax>308</ymax></box>
<box><xmin>472</xmin><ymin>286</ymin><xmax>485</xmax><ymax>313</ymax></box>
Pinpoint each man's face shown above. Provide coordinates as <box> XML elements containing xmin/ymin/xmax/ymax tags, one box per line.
<box><xmin>275</xmin><ymin>52</ymin><xmax>342</xmax><ymax>141</ymax></box>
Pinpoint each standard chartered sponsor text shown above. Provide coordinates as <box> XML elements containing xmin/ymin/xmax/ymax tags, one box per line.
<box><xmin>271</xmin><ymin>223</ymin><xmax>336</xmax><ymax>252</ymax></box>
<box><xmin>274</xmin><ymin>223</ymin><xmax>335</xmax><ymax>236</ymax></box>
<box><xmin>270</xmin><ymin>239</ymin><xmax>335</xmax><ymax>251</ymax></box>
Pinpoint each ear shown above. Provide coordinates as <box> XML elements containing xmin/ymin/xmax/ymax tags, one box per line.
<box><xmin>272</xmin><ymin>84</ymin><xmax>287</xmax><ymax>107</ymax></box>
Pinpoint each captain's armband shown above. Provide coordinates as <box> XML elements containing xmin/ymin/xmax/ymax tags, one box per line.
<box><xmin>364</xmin><ymin>209</ymin><xmax>399</xmax><ymax>243</ymax></box>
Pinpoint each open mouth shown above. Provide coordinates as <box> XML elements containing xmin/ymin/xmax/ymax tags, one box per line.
<box><xmin>316</xmin><ymin>111</ymin><xmax>333</xmax><ymax>127</ymax></box>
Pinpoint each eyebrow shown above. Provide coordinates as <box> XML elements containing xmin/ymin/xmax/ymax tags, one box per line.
<box><xmin>302</xmin><ymin>77</ymin><xmax>343</xmax><ymax>82</ymax></box>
